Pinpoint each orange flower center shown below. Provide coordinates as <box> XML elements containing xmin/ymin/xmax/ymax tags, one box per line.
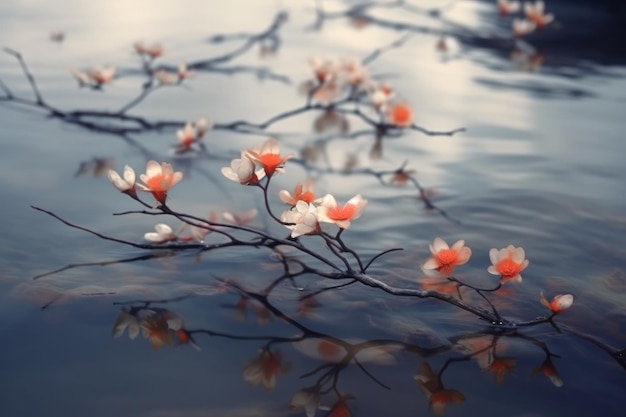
<box><xmin>297</xmin><ymin>191</ymin><xmax>315</xmax><ymax>204</ymax></box>
<box><xmin>391</xmin><ymin>105</ymin><xmax>412</xmax><ymax>126</ymax></box>
<box><xmin>146</xmin><ymin>174</ymin><xmax>171</xmax><ymax>191</ymax></box>
<box><xmin>259</xmin><ymin>154</ymin><xmax>283</xmax><ymax>175</ymax></box>
<box><xmin>495</xmin><ymin>258</ymin><xmax>522</xmax><ymax>277</ymax></box>
<box><xmin>327</xmin><ymin>203</ymin><xmax>356</xmax><ymax>222</ymax></box>
<box><xmin>435</xmin><ymin>249</ymin><xmax>459</xmax><ymax>268</ymax></box>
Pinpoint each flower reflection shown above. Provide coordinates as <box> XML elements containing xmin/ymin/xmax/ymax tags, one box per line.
<box><xmin>112</xmin><ymin>308</ymin><xmax>142</xmax><ymax>340</ymax></box>
<box><xmin>532</xmin><ymin>357</ymin><xmax>563</xmax><ymax>387</ymax></box>
<box><xmin>486</xmin><ymin>356</ymin><xmax>517</xmax><ymax>385</ymax></box>
<box><xmin>415</xmin><ymin>362</ymin><xmax>465</xmax><ymax>416</ymax></box>
<box><xmin>290</xmin><ymin>386</ymin><xmax>321</xmax><ymax>417</ymax></box>
<box><xmin>243</xmin><ymin>348</ymin><xmax>290</xmax><ymax>391</ymax></box>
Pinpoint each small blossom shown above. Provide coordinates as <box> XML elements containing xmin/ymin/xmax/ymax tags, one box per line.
<box><xmin>107</xmin><ymin>165</ymin><xmax>136</xmax><ymax>197</ymax></box>
<box><xmin>187</xmin><ymin>212</ymin><xmax>219</xmax><ymax>243</ymax></box>
<box><xmin>540</xmin><ymin>292</ymin><xmax>574</xmax><ymax>314</ymax></box>
<box><xmin>194</xmin><ymin>117</ymin><xmax>212</xmax><ymax>137</ymax></box>
<box><xmin>72</xmin><ymin>66</ymin><xmax>116</xmax><ymax>87</ymax></box>
<box><xmin>422</xmin><ymin>237</ymin><xmax>472</xmax><ymax>276</ymax></box>
<box><xmin>245</xmin><ymin>138</ymin><xmax>294</xmax><ymax>177</ymax></box>
<box><xmin>512</xmin><ymin>18</ymin><xmax>536</xmax><ymax>37</ymax></box>
<box><xmin>497</xmin><ymin>0</ymin><xmax>520</xmax><ymax>16</ymax></box>
<box><xmin>154</xmin><ymin>69</ymin><xmax>178</xmax><ymax>85</ymax></box>
<box><xmin>316</xmin><ymin>194</ymin><xmax>367</xmax><ymax>229</ymax></box>
<box><xmin>488</xmin><ymin>244</ymin><xmax>529</xmax><ymax>283</ymax></box>
<box><xmin>112</xmin><ymin>308</ymin><xmax>141</xmax><ymax>340</ymax></box>
<box><xmin>134</xmin><ymin>41</ymin><xmax>163</xmax><ymax>58</ymax></box>
<box><xmin>279</xmin><ymin>179</ymin><xmax>316</xmax><ymax>205</ymax></box>
<box><xmin>144</xmin><ymin>223</ymin><xmax>176</xmax><ymax>243</ymax></box>
<box><xmin>532</xmin><ymin>357</ymin><xmax>563</xmax><ymax>387</ymax></box>
<box><xmin>386</xmin><ymin>101</ymin><xmax>414</xmax><ymax>128</ymax></box>
<box><xmin>136</xmin><ymin>160</ymin><xmax>183</xmax><ymax>204</ymax></box>
<box><xmin>222</xmin><ymin>208</ymin><xmax>258</xmax><ymax>226</ymax></box>
<box><xmin>524</xmin><ymin>0</ymin><xmax>554</xmax><ymax>28</ymax></box>
<box><xmin>486</xmin><ymin>357</ymin><xmax>517</xmax><ymax>385</ymax></box>
<box><xmin>415</xmin><ymin>362</ymin><xmax>465</xmax><ymax>416</ymax></box>
<box><xmin>177</xmin><ymin>62</ymin><xmax>194</xmax><ymax>80</ymax></box>
<box><xmin>340</xmin><ymin>56</ymin><xmax>370</xmax><ymax>87</ymax></box>
<box><xmin>281</xmin><ymin>201</ymin><xmax>320</xmax><ymax>238</ymax></box>
<box><xmin>290</xmin><ymin>387</ymin><xmax>320</xmax><ymax>417</ymax></box>
<box><xmin>221</xmin><ymin>152</ymin><xmax>265</xmax><ymax>185</ymax></box>
<box><xmin>176</xmin><ymin>122</ymin><xmax>198</xmax><ymax>151</ymax></box>
<box><xmin>243</xmin><ymin>349</ymin><xmax>289</xmax><ymax>391</ymax></box>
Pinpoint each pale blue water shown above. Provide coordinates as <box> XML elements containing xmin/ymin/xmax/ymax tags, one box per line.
<box><xmin>1</xmin><ymin>1</ymin><xmax>625</xmax><ymax>416</ymax></box>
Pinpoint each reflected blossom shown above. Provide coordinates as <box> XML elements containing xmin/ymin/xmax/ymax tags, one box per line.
<box><xmin>243</xmin><ymin>349</ymin><xmax>289</xmax><ymax>391</ymax></box>
<box><xmin>290</xmin><ymin>386</ymin><xmax>321</xmax><ymax>417</ymax></box>
<box><xmin>112</xmin><ymin>308</ymin><xmax>142</xmax><ymax>340</ymax></box>
<box><xmin>486</xmin><ymin>357</ymin><xmax>517</xmax><ymax>385</ymax></box>
<box><xmin>222</xmin><ymin>208</ymin><xmax>258</xmax><ymax>226</ymax></box>
<box><xmin>512</xmin><ymin>18</ymin><xmax>536</xmax><ymax>37</ymax></box>
<box><xmin>532</xmin><ymin>357</ymin><xmax>563</xmax><ymax>387</ymax></box>
<box><xmin>415</xmin><ymin>362</ymin><xmax>465</xmax><ymax>416</ymax></box>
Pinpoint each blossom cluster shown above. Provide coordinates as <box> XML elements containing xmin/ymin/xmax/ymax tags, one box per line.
<box><xmin>303</xmin><ymin>55</ymin><xmax>414</xmax><ymax>128</ymax></box>
<box><xmin>497</xmin><ymin>0</ymin><xmax>555</xmax><ymax>37</ymax></box>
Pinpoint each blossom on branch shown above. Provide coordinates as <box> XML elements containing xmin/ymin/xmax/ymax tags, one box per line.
<box><xmin>134</xmin><ymin>41</ymin><xmax>163</xmax><ymax>59</ymax></box>
<box><xmin>279</xmin><ymin>178</ymin><xmax>316</xmax><ymax>205</ymax></box>
<box><xmin>144</xmin><ymin>223</ymin><xmax>176</xmax><ymax>243</ymax></box>
<box><xmin>512</xmin><ymin>18</ymin><xmax>536</xmax><ymax>37</ymax></box>
<box><xmin>245</xmin><ymin>138</ymin><xmax>294</xmax><ymax>177</ymax></box>
<box><xmin>107</xmin><ymin>165</ymin><xmax>136</xmax><ymax>197</ymax></box>
<box><xmin>136</xmin><ymin>160</ymin><xmax>183</xmax><ymax>204</ymax></box>
<box><xmin>221</xmin><ymin>153</ymin><xmax>265</xmax><ymax>185</ymax></box>
<box><xmin>422</xmin><ymin>237</ymin><xmax>472</xmax><ymax>276</ymax></box>
<box><xmin>154</xmin><ymin>69</ymin><xmax>178</xmax><ymax>85</ymax></box>
<box><xmin>316</xmin><ymin>194</ymin><xmax>367</xmax><ymax>229</ymax></box>
<box><xmin>488</xmin><ymin>244</ymin><xmax>529</xmax><ymax>283</ymax></box>
<box><xmin>71</xmin><ymin>66</ymin><xmax>116</xmax><ymax>88</ymax></box>
<box><xmin>497</xmin><ymin>0</ymin><xmax>520</xmax><ymax>16</ymax></box>
<box><xmin>281</xmin><ymin>201</ymin><xmax>320</xmax><ymax>238</ymax></box>
<box><xmin>524</xmin><ymin>1</ymin><xmax>554</xmax><ymax>28</ymax></box>
<box><xmin>243</xmin><ymin>349</ymin><xmax>289</xmax><ymax>391</ymax></box>
<box><xmin>176</xmin><ymin>122</ymin><xmax>198</xmax><ymax>151</ymax></box>
<box><xmin>386</xmin><ymin>101</ymin><xmax>414</xmax><ymax>128</ymax></box>
<box><xmin>540</xmin><ymin>292</ymin><xmax>573</xmax><ymax>314</ymax></box>
<box><xmin>222</xmin><ymin>208</ymin><xmax>258</xmax><ymax>226</ymax></box>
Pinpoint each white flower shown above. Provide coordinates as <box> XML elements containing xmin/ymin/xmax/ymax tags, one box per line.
<box><xmin>280</xmin><ymin>201</ymin><xmax>320</xmax><ymax>238</ymax></box>
<box><xmin>221</xmin><ymin>152</ymin><xmax>265</xmax><ymax>185</ymax></box>
<box><xmin>144</xmin><ymin>223</ymin><xmax>176</xmax><ymax>243</ymax></box>
<box><xmin>107</xmin><ymin>165</ymin><xmax>136</xmax><ymax>195</ymax></box>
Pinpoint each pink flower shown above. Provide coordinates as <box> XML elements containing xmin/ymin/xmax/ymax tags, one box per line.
<box><xmin>422</xmin><ymin>237</ymin><xmax>472</xmax><ymax>276</ymax></box>
<box><xmin>540</xmin><ymin>292</ymin><xmax>573</xmax><ymax>314</ymax></box>
<box><xmin>316</xmin><ymin>194</ymin><xmax>367</xmax><ymax>229</ymax></box>
<box><xmin>136</xmin><ymin>160</ymin><xmax>183</xmax><ymax>204</ymax></box>
<box><xmin>107</xmin><ymin>165</ymin><xmax>136</xmax><ymax>197</ymax></box>
<box><xmin>134</xmin><ymin>41</ymin><xmax>163</xmax><ymax>58</ymax></box>
<box><xmin>176</xmin><ymin>123</ymin><xmax>198</xmax><ymax>151</ymax></box>
<box><xmin>488</xmin><ymin>244</ymin><xmax>529</xmax><ymax>283</ymax></box>
<box><xmin>154</xmin><ymin>70</ymin><xmax>178</xmax><ymax>85</ymax></box>
<box><xmin>221</xmin><ymin>153</ymin><xmax>265</xmax><ymax>185</ymax></box>
<box><xmin>177</xmin><ymin>62</ymin><xmax>194</xmax><ymax>80</ymax></box>
<box><xmin>280</xmin><ymin>201</ymin><xmax>320</xmax><ymax>238</ymax></box>
<box><xmin>279</xmin><ymin>179</ymin><xmax>316</xmax><ymax>205</ymax></box>
<box><xmin>245</xmin><ymin>138</ymin><xmax>294</xmax><ymax>177</ymax></box>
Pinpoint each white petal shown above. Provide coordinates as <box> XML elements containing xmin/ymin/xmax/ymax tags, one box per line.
<box><xmin>431</xmin><ymin>237</ymin><xmax>449</xmax><ymax>252</ymax></box>
<box><xmin>145</xmin><ymin>160</ymin><xmax>161</xmax><ymax>178</ymax></box>
<box><xmin>154</xmin><ymin>223</ymin><xmax>173</xmax><ymax>235</ymax></box>
<box><xmin>123</xmin><ymin>165</ymin><xmax>136</xmax><ymax>185</ymax></box>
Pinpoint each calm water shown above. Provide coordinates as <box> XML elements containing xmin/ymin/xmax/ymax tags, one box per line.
<box><xmin>1</xmin><ymin>1</ymin><xmax>625</xmax><ymax>416</ymax></box>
